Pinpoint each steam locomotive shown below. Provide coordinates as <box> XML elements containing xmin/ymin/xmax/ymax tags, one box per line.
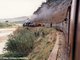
<box><xmin>23</xmin><ymin>21</ymin><xmax>44</xmax><ymax>27</ymax></box>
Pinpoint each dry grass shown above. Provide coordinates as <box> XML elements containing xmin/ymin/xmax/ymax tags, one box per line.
<box><xmin>27</xmin><ymin>27</ymin><xmax>57</xmax><ymax>60</ymax></box>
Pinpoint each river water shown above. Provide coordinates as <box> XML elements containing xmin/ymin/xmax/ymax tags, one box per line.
<box><xmin>0</xmin><ymin>28</ymin><xmax>17</xmax><ymax>54</ymax></box>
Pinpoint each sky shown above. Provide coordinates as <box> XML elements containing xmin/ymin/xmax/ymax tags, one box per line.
<box><xmin>0</xmin><ymin>0</ymin><xmax>46</xmax><ymax>19</ymax></box>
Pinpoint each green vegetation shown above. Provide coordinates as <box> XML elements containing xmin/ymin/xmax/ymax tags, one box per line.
<box><xmin>2</xmin><ymin>27</ymin><xmax>57</xmax><ymax>60</ymax></box>
<box><xmin>0</xmin><ymin>22</ymin><xmax>15</xmax><ymax>28</ymax></box>
<box><xmin>3</xmin><ymin>27</ymin><xmax>36</xmax><ymax>57</ymax></box>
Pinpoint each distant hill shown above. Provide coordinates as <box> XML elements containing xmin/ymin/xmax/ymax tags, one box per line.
<box><xmin>0</xmin><ymin>16</ymin><xmax>29</xmax><ymax>24</ymax></box>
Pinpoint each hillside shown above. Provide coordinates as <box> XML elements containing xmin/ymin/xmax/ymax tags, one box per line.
<box><xmin>0</xmin><ymin>27</ymin><xmax>69</xmax><ymax>60</ymax></box>
<box><xmin>27</xmin><ymin>27</ymin><xmax>57</xmax><ymax>60</ymax></box>
<box><xmin>1</xmin><ymin>27</ymin><xmax>59</xmax><ymax>59</ymax></box>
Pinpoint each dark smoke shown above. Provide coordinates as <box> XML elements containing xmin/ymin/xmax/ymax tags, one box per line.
<box><xmin>30</xmin><ymin>0</ymin><xmax>71</xmax><ymax>23</ymax></box>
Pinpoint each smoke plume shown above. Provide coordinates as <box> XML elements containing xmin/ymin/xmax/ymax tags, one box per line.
<box><xmin>30</xmin><ymin>0</ymin><xmax>71</xmax><ymax>23</ymax></box>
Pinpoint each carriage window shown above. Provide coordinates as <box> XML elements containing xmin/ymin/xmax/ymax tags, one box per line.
<box><xmin>0</xmin><ymin>0</ymin><xmax>72</xmax><ymax>60</ymax></box>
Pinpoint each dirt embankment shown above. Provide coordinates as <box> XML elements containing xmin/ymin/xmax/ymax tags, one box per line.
<box><xmin>48</xmin><ymin>31</ymin><xmax>69</xmax><ymax>60</ymax></box>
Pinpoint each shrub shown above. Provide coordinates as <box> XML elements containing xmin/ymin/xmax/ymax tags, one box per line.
<box><xmin>4</xmin><ymin>27</ymin><xmax>36</xmax><ymax>57</ymax></box>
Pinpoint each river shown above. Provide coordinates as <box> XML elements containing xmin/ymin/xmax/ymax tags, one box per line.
<box><xmin>0</xmin><ymin>28</ymin><xmax>17</xmax><ymax>54</ymax></box>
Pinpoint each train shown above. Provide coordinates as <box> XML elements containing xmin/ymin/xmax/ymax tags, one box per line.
<box><xmin>23</xmin><ymin>21</ymin><xmax>44</xmax><ymax>27</ymax></box>
<box><xmin>23</xmin><ymin>0</ymin><xmax>80</xmax><ymax>60</ymax></box>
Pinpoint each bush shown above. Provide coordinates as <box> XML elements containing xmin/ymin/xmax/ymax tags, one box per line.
<box><xmin>4</xmin><ymin>27</ymin><xmax>36</xmax><ymax>57</ymax></box>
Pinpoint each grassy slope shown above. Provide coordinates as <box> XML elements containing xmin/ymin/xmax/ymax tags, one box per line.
<box><xmin>27</xmin><ymin>27</ymin><xmax>57</xmax><ymax>60</ymax></box>
<box><xmin>1</xmin><ymin>27</ymin><xmax>58</xmax><ymax>60</ymax></box>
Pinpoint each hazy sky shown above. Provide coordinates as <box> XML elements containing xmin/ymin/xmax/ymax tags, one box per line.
<box><xmin>0</xmin><ymin>0</ymin><xmax>46</xmax><ymax>19</ymax></box>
